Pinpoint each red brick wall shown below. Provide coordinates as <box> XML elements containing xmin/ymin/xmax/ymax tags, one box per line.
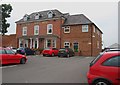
<box><xmin>61</xmin><ymin>24</ymin><xmax>102</xmax><ymax>56</ymax></box>
<box><xmin>1</xmin><ymin>34</ymin><xmax>17</xmax><ymax>48</ymax></box>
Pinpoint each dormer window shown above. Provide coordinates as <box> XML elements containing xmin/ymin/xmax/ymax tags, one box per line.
<box><xmin>23</xmin><ymin>14</ymin><xmax>29</xmax><ymax>21</ymax></box>
<box><xmin>47</xmin><ymin>11</ymin><xmax>53</xmax><ymax>18</ymax></box>
<box><xmin>35</xmin><ymin>13</ymin><xmax>40</xmax><ymax>20</ymax></box>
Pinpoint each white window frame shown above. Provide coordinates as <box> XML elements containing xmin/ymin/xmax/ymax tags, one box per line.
<box><xmin>64</xmin><ymin>42</ymin><xmax>70</xmax><ymax>48</ymax></box>
<box><xmin>22</xmin><ymin>27</ymin><xmax>27</xmax><ymax>36</ymax></box>
<box><xmin>46</xmin><ymin>39</ymin><xmax>51</xmax><ymax>48</ymax></box>
<box><xmin>47</xmin><ymin>24</ymin><xmax>53</xmax><ymax>34</ymax></box>
<box><xmin>64</xmin><ymin>26</ymin><xmax>70</xmax><ymax>33</ymax></box>
<box><xmin>82</xmin><ymin>25</ymin><xmax>89</xmax><ymax>32</ymax></box>
<box><xmin>47</xmin><ymin>11</ymin><xmax>53</xmax><ymax>18</ymax></box>
<box><xmin>34</xmin><ymin>25</ymin><xmax>39</xmax><ymax>35</ymax></box>
<box><xmin>52</xmin><ymin>40</ymin><xmax>56</xmax><ymax>48</ymax></box>
<box><xmin>35</xmin><ymin>13</ymin><xmax>40</xmax><ymax>20</ymax></box>
<box><xmin>23</xmin><ymin>14</ymin><xmax>28</xmax><ymax>21</ymax></box>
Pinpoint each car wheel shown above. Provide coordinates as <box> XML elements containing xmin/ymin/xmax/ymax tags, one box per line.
<box><xmin>93</xmin><ymin>79</ymin><xmax>111</xmax><ymax>85</ymax></box>
<box><xmin>20</xmin><ymin>58</ymin><xmax>26</xmax><ymax>64</ymax></box>
<box><xmin>52</xmin><ymin>53</ymin><xmax>54</xmax><ymax>57</ymax></box>
<box><xmin>43</xmin><ymin>54</ymin><xmax>45</xmax><ymax>56</ymax></box>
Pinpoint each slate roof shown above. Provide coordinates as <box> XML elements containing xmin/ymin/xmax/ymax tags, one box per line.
<box><xmin>16</xmin><ymin>9</ymin><xmax>63</xmax><ymax>23</ymax></box>
<box><xmin>16</xmin><ymin>9</ymin><xmax>103</xmax><ymax>33</ymax></box>
<box><xmin>63</xmin><ymin>14</ymin><xmax>92</xmax><ymax>25</ymax></box>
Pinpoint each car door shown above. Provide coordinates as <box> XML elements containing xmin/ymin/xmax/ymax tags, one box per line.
<box><xmin>5</xmin><ymin>49</ymin><xmax>20</xmax><ymax>64</ymax></box>
<box><xmin>100</xmin><ymin>55</ymin><xmax>120</xmax><ymax>84</ymax></box>
<box><xmin>0</xmin><ymin>49</ymin><xmax>8</xmax><ymax>64</ymax></box>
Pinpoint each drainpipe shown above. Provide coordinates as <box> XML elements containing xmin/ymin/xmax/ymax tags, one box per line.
<box><xmin>91</xmin><ymin>24</ymin><xmax>93</xmax><ymax>56</ymax></box>
<box><xmin>60</xmin><ymin>15</ymin><xmax>62</xmax><ymax>48</ymax></box>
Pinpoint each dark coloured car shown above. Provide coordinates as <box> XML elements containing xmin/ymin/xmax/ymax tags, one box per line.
<box><xmin>87</xmin><ymin>51</ymin><xmax>120</xmax><ymax>85</ymax></box>
<box><xmin>58</xmin><ymin>48</ymin><xmax>74</xmax><ymax>58</ymax></box>
<box><xmin>17</xmin><ymin>47</ymin><xmax>35</xmax><ymax>55</ymax></box>
<box><xmin>42</xmin><ymin>47</ymin><xmax>59</xmax><ymax>57</ymax></box>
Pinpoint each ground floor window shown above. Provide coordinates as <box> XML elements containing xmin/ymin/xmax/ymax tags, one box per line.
<box><xmin>45</xmin><ymin>39</ymin><xmax>56</xmax><ymax>48</ymax></box>
<box><xmin>46</xmin><ymin>39</ymin><xmax>51</xmax><ymax>48</ymax></box>
<box><xmin>73</xmin><ymin>42</ymin><xmax>79</xmax><ymax>52</ymax></box>
<box><xmin>64</xmin><ymin>42</ymin><xmax>70</xmax><ymax>48</ymax></box>
<box><xmin>52</xmin><ymin>40</ymin><xmax>56</xmax><ymax>48</ymax></box>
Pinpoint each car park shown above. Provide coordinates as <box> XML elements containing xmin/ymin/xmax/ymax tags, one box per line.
<box><xmin>17</xmin><ymin>47</ymin><xmax>35</xmax><ymax>55</ymax></box>
<box><xmin>87</xmin><ymin>50</ymin><xmax>120</xmax><ymax>85</ymax></box>
<box><xmin>0</xmin><ymin>47</ymin><xmax>27</xmax><ymax>65</ymax></box>
<box><xmin>58</xmin><ymin>48</ymin><xmax>74</xmax><ymax>58</ymax></box>
<box><xmin>42</xmin><ymin>47</ymin><xmax>59</xmax><ymax>57</ymax></box>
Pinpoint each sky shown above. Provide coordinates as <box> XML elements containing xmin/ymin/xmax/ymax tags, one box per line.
<box><xmin>0</xmin><ymin>0</ymin><xmax>119</xmax><ymax>48</ymax></box>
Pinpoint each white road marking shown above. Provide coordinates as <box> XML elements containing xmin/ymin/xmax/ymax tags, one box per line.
<box><xmin>0</xmin><ymin>65</ymin><xmax>18</xmax><ymax>69</ymax></box>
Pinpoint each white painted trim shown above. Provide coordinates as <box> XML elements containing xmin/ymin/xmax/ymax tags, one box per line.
<box><xmin>64</xmin><ymin>26</ymin><xmax>70</xmax><ymax>33</ymax></box>
<box><xmin>64</xmin><ymin>42</ymin><xmax>70</xmax><ymax>48</ymax></box>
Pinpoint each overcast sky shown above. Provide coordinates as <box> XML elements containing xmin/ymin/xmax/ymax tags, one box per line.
<box><xmin>1</xmin><ymin>1</ymin><xmax>118</xmax><ymax>48</ymax></box>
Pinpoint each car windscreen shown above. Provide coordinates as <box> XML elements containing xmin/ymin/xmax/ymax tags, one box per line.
<box><xmin>0</xmin><ymin>49</ymin><xmax>6</xmax><ymax>54</ymax></box>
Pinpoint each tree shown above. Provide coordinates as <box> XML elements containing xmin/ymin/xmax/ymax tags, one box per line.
<box><xmin>0</xmin><ymin>4</ymin><xmax>12</xmax><ymax>35</ymax></box>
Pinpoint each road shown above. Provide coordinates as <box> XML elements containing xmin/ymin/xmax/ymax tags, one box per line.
<box><xmin>2</xmin><ymin>55</ymin><xmax>95</xmax><ymax>83</ymax></box>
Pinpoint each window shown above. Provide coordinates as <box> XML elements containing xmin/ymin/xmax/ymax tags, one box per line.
<box><xmin>22</xmin><ymin>27</ymin><xmax>27</xmax><ymax>36</ymax></box>
<box><xmin>64</xmin><ymin>26</ymin><xmax>70</xmax><ymax>33</ymax></box>
<box><xmin>52</xmin><ymin>40</ymin><xmax>56</xmax><ymax>48</ymax></box>
<box><xmin>82</xmin><ymin>25</ymin><xmax>88</xmax><ymax>32</ymax></box>
<box><xmin>23</xmin><ymin>14</ymin><xmax>29</xmax><ymax>21</ymax></box>
<box><xmin>5</xmin><ymin>49</ymin><xmax>14</xmax><ymax>54</ymax></box>
<box><xmin>47</xmin><ymin>24</ymin><xmax>53</xmax><ymax>34</ymax></box>
<box><xmin>102</xmin><ymin>56</ymin><xmax>120</xmax><ymax>67</ymax></box>
<box><xmin>73</xmin><ymin>42</ymin><xmax>79</xmax><ymax>52</ymax></box>
<box><xmin>47</xmin><ymin>11</ymin><xmax>53</xmax><ymax>18</ymax></box>
<box><xmin>46</xmin><ymin>39</ymin><xmax>51</xmax><ymax>48</ymax></box>
<box><xmin>35</xmin><ymin>13</ymin><xmax>40</xmax><ymax>20</ymax></box>
<box><xmin>34</xmin><ymin>25</ymin><xmax>39</xmax><ymax>35</ymax></box>
<box><xmin>64</xmin><ymin>42</ymin><xmax>70</xmax><ymax>48</ymax></box>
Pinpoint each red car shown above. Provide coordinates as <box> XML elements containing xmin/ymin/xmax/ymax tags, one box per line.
<box><xmin>0</xmin><ymin>47</ymin><xmax>27</xmax><ymax>65</ymax></box>
<box><xmin>42</xmin><ymin>48</ymin><xmax>59</xmax><ymax>57</ymax></box>
<box><xmin>87</xmin><ymin>51</ymin><xmax>120</xmax><ymax>85</ymax></box>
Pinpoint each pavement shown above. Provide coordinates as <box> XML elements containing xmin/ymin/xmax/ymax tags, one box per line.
<box><xmin>2</xmin><ymin>55</ymin><xmax>95</xmax><ymax>83</ymax></box>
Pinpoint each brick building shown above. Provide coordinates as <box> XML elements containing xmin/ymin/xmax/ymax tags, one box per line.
<box><xmin>0</xmin><ymin>34</ymin><xmax>17</xmax><ymax>48</ymax></box>
<box><xmin>16</xmin><ymin>9</ymin><xmax>103</xmax><ymax>56</ymax></box>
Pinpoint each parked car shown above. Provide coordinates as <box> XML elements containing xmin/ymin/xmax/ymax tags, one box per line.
<box><xmin>42</xmin><ymin>47</ymin><xmax>59</xmax><ymax>56</ymax></box>
<box><xmin>16</xmin><ymin>47</ymin><xmax>35</xmax><ymax>55</ymax></box>
<box><xmin>58</xmin><ymin>48</ymin><xmax>74</xmax><ymax>58</ymax></box>
<box><xmin>0</xmin><ymin>47</ymin><xmax>27</xmax><ymax>65</ymax></box>
<box><xmin>87</xmin><ymin>51</ymin><xmax>120</xmax><ymax>85</ymax></box>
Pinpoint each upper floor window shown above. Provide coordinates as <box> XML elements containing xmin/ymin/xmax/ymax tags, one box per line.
<box><xmin>64</xmin><ymin>26</ymin><xmax>70</xmax><ymax>33</ymax></box>
<box><xmin>47</xmin><ymin>24</ymin><xmax>53</xmax><ymax>34</ymax></box>
<box><xmin>64</xmin><ymin>42</ymin><xmax>70</xmax><ymax>48</ymax></box>
<box><xmin>34</xmin><ymin>25</ymin><xmax>39</xmax><ymax>35</ymax></box>
<box><xmin>22</xmin><ymin>27</ymin><xmax>27</xmax><ymax>36</ymax></box>
<box><xmin>47</xmin><ymin>11</ymin><xmax>53</xmax><ymax>18</ymax></box>
<box><xmin>23</xmin><ymin>14</ymin><xmax>29</xmax><ymax>21</ymax></box>
<box><xmin>82</xmin><ymin>25</ymin><xmax>88</xmax><ymax>32</ymax></box>
<box><xmin>35</xmin><ymin>13</ymin><xmax>40</xmax><ymax>20</ymax></box>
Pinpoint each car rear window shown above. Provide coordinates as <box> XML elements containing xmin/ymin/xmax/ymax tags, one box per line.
<box><xmin>90</xmin><ymin>53</ymin><xmax>103</xmax><ymax>67</ymax></box>
<box><xmin>59</xmin><ymin>49</ymin><xmax>66</xmax><ymax>52</ymax></box>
